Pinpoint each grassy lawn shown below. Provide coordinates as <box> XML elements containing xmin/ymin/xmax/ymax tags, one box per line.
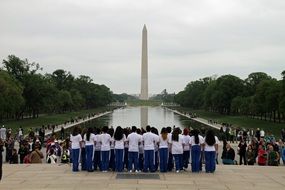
<box><xmin>175</xmin><ymin>107</ymin><xmax>285</xmax><ymax>138</ymax></box>
<box><xmin>1</xmin><ymin>107</ymin><xmax>113</xmax><ymax>134</ymax></box>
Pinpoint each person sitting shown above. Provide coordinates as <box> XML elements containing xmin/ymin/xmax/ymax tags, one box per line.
<box><xmin>221</xmin><ymin>143</ymin><xmax>235</xmax><ymax>165</ymax></box>
<box><xmin>267</xmin><ymin>144</ymin><xmax>279</xmax><ymax>166</ymax></box>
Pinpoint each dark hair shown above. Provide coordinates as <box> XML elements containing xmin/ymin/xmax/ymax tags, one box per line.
<box><xmin>86</xmin><ymin>127</ymin><xmax>93</xmax><ymax>141</ymax></box>
<box><xmin>114</xmin><ymin>126</ymin><xmax>123</xmax><ymax>141</ymax></box>
<box><xmin>161</xmin><ymin>127</ymin><xmax>168</xmax><ymax>141</ymax></box>
<box><xmin>172</xmin><ymin>128</ymin><xmax>180</xmax><ymax>142</ymax></box>
<box><xmin>151</xmin><ymin>127</ymin><xmax>158</xmax><ymax>135</ymax></box>
<box><xmin>136</xmin><ymin>128</ymin><xmax>141</xmax><ymax>135</ymax></box>
<box><xmin>191</xmin><ymin>129</ymin><xmax>200</xmax><ymax>144</ymax></box>
<box><xmin>205</xmin><ymin>129</ymin><xmax>215</xmax><ymax>146</ymax></box>
<box><xmin>95</xmin><ymin>127</ymin><xmax>101</xmax><ymax>135</ymax></box>
<box><xmin>72</xmin><ymin>126</ymin><xmax>80</xmax><ymax>136</ymax></box>
<box><xmin>146</xmin><ymin>125</ymin><xmax>151</xmax><ymax>132</ymax></box>
<box><xmin>108</xmin><ymin>128</ymin><xmax>114</xmax><ymax>137</ymax></box>
<box><xmin>131</xmin><ymin>126</ymin><xmax>137</xmax><ymax>132</ymax></box>
<box><xmin>166</xmin><ymin>126</ymin><xmax>172</xmax><ymax>133</ymax></box>
<box><xmin>102</xmin><ymin>126</ymin><xmax>108</xmax><ymax>133</ymax></box>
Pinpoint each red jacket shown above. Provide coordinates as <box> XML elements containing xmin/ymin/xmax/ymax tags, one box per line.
<box><xmin>258</xmin><ymin>149</ymin><xmax>267</xmax><ymax>165</ymax></box>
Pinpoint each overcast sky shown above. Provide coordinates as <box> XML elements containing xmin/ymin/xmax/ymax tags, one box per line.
<box><xmin>0</xmin><ymin>0</ymin><xmax>284</xmax><ymax>94</ymax></box>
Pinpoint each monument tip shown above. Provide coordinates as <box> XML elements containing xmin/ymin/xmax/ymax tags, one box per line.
<box><xmin>143</xmin><ymin>24</ymin><xmax>147</xmax><ymax>30</ymax></box>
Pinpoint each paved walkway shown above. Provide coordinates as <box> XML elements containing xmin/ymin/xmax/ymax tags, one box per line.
<box><xmin>1</xmin><ymin>164</ymin><xmax>285</xmax><ymax>190</ymax></box>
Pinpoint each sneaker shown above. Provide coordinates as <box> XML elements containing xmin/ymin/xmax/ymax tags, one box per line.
<box><xmin>129</xmin><ymin>170</ymin><xmax>132</xmax><ymax>173</ymax></box>
<box><xmin>176</xmin><ymin>170</ymin><xmax>180</xmax><ymax>173</ymax></box>
<box><xmin>135</xmin><ymin>170</ymin><xmax>139</xmax><ymax>173</ymax></box>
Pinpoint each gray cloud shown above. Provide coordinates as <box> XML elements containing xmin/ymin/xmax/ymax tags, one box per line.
<box><xmin>0</xmin><ymin>0</ymin><xmax>284</xmax><ymax>94</ymax></box>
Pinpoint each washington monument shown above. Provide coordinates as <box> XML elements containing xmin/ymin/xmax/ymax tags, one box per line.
<box><xmin>140</xmin><ymin>24</ymin><xmax>148</xmax><ymax>100</ymax></box>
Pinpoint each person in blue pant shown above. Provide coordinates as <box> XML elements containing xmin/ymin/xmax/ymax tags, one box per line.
<box><xmin>84</xmin><ymin>127</ymin><xmax>96</xmax><ymax>172</ymax></box>
<box><xmin>127</xmin><ymin>126</ymin><xmax>142</xmax><ymax>172</ymax></box>
<box><xmin>190</xmin><ymin>129</ymin><xmax>204</xmax><ymax>172</ymax></box>
<box><xmin>170</xmin><ymin>127</ymin><xmax>184</xmax><ymax>173</ymax></box>
<box><xmin>204</xmin><ymin>129</ymin><xmax>219</xmax><ymax>173</ymax></box>
<box><xmin>166</xmin><ymin>127</ymin><xmax>174</xmax><ymax>171</ymax></box>
<box><xmin>142</xmin><ymin>125</ymin><xmax>159</xmax><ymax>172</ymax></box>
<box><xmin>70</xmin><ymin>126</ymin><xmax>82</xmax><ymax>172</ymax></box>
<box><xmin>108</xmin><ymin>128</ymin><xmax>115</xmax><ymax>171</ymax></box>
<box><xmin>114</xmin><ymin>126</ymin><xmax>126</xmax><ymax>172</ymax></box>
<box><xmin>182</xmin><ymin>128</ymin><xmax>191</xmax><ymax>169</ymax></box>
<box><xmin>100</xmin><ymin>126</ymin><xmax>111</xmax><ymax>172</ymax></box>
<box><xmin>159</xmin><ymin>127</ymin><xmax>169</xmax><ymax>172</ymax></box>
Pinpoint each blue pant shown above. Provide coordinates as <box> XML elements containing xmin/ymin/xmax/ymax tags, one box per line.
<box><xmin>115</xmin><ymin>149</ymin><xmax>124</xmax><ymax>172</ymax></box>
<box><xmin>183</xmin><ymin>150</ymin><xmax>190</xmax><ymax>169</ymax></box>
<box><xmin>191</xmin><ymin>145</ymin><xmax>201</xmax><ymax>172</ymax></box>
<box><xmin>167</xmin><ymin>152</ymin><xmax>174</xmax><ymax>171</ymax></box>
<box><xmin>159</xmin><ymin>148</ymin><xmax>168</xmax><ymax>172</ymax></box>
<box><xmin>124</xmin><ymin>148</ymin><xmax>129</xmax><ymax>169</ymax></box>
<box><xmin>154</xmin><ymin>151</ymin><xmax>159</xmax><ymax>172</ymax></box>
<box><xmin>128</xmin><ymin>152</ymin><xmax>138</xmax><ymax>171</ymax></box>
<box><xmin>144</xmin><ymin>150</ymin><xmax>154</xmax><ymax>172</ymax></box>
<box><xmin>85</xmin><ymin>145</ymin><xmax>93</xmax><ymax>171</ymax></box>
<box><xmin>173</xmin><ymin>154</ymin><xmax>183</xmax><ymax>171</ymax></box>
<box><xmin>138</xmin><ymin>153</ymin><xmax>144</xmax><ymax>171</ymax></box>
<box><xmin>72</xmin><ymin>148</ymin><xmax>80</xmax><ymax>172</ymax></box>
<box><xmin>205</xmin><ymin>151</ymin><xmax>216</xmax><ymax>172</ymax></box>
<box><xmin>81</xmin><ymin>147</ymin><xmax>86</xmax><ymax>170</ymax></box>
<box><xmin>94</xmin><ymin>150</ymin><xmax>101</xmax><ymax>171</ymax></box>
<box><xmin>101</xmin><ymin>151</ymin><xmax>110</xmax><ymax>171</ymax></box>
<box><xmin>109</xmin><ymin>149</ymin><xmax>115</xmax><ymax>171</ymax></box>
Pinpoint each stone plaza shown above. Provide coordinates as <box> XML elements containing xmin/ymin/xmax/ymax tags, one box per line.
<box><xmin>1</xmin><ymin>164</ymin><xmax>285</xmax><ymax>190</ymax></box>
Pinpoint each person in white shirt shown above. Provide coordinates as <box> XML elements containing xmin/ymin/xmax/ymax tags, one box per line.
<box><xmin>94</xmin><ymin>128</ymin><xmax>101</xmax><ymax>171</ymax></box>
<box><xmin>83</xmin><ymin>127</ymin><xmax>96</xmax><ymax>172</ymax></box>
<box><xmin>100</xmin><ymin>126</ymin><xmax>111</xmax><ymax>172</ymax></box>
<box><xmin>170</xmin><ymin>128</ymin><xmax>184</xmax><ymax>173</ymax></box>
<box><xmin>182</xmin><ymin>128</ymin><xmax>191</xmax><ymax>169</ymax></box>
<box><xmin>166</xmin><ymin>127</ymin><xmax>174</xmax><ymax>171</ymax></box>
<box><xmin>142</xmin><ymin>125</ymin><xmax>158</xmax><ymax>172</ymax></box>
<box><xmin>190</xmin><ymin>129</ymin><xmax>204</xmax><ymax>172</ymax></box>
<box><xmin>108</xmin><ymin>128</ymin><xmax>115</xmax><ymax>171</ymax></box>
<box><xmin>203</xmin><ymin>129</ymin><xmax>219</xmax><ymax>173</ymax></box>
<box><xmin>70</xmin><ymin>126</ymin><xmax>82</xmax><ymax>172</ymax></box>
<box><xmin>151</xmin><ymin>127</ymin><xmax>160</xmax><ymax>172</ymax></box>
<box><xmin>114</xmin><ymin>126</ymin><xmax>126</xmax><ymax>172</ymax></box>
<box><xmin>159</xmin><ymin>127</ymin><xmax>169</xmax><ymax>172</ymax></box>
<box><xmin>126</xmin><ymin>126</ymin><xmax>142</xmax><ymax>172</ymax></box>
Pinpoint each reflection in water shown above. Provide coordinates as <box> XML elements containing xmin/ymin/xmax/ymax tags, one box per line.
<box><xmin>140</xmin><ymin>106</ymin><xmax>148</xmax><ymax>129</ymax></box>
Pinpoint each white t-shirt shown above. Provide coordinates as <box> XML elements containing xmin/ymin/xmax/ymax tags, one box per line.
<box><xmin>84</xmin><ymin>133</ymin><xmax>96</xmax><ymax>146</ymax></box>
<box><xmin>190</xmin><ymin>135</ymin><xmax>204</xmax><ymax>146</ymax></box>
<box><xmin>94</xmin><ymin>134</ymin><xmax>101</xmax><ymax>151</ymax></box>
<box><xmin>170</xmin><ymin>134</ymin><xmax>184</xmax><ymax>154</ymax></box>
<box><xmin>70</xmin><ymin>134</ymin><xmax>82</xmax><ymax>149</ymax></box>
<box><xmin>127</xmin><ymin>132</ymin><xmax>142</xmax><ymax>152</ymax></box>
<box><xmin>142</xmin><ymin>132</ymin><xmax>158</xmax><ymax>150</ymax></box>
<box><xmin>183</xmin><ymin>135</ymin><xmax>191</xmax><ymax>151</ymax></box>
<box><xmin>260</xmin><ymin>130</ymin><xmax>265</xmax><ymax>137</ymax></box>
<box><xmin>204</xmin><ymin>136</ymin><xmax>219</xmax><ymax>152</ymax></box>
<box><xmin>159</xmin><ymin>134</ymin><xmax>169</xmax><ymax>148</ymax></box>
<box><xmin>114</xmin><ymin>134</ymin><xmax>126</xmax><ymax>149</ymax></box>
<box><xmin>110</xmin><ymin>137</ymin><xmax>115</xmax><ymax>149</ymax></box>
<box><xmin>100</xmin><ymin>133</ymin><xmax>111</xmax><ymax>151</ymax></box>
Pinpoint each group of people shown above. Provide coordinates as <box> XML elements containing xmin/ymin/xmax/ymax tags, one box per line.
<box><xmin>70</xmin><ymin>125</ymin><xmax>219</xmax><ymax>173</ymax></box>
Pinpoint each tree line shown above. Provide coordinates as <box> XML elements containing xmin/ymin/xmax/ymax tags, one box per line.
<box><xmin>174</xmin><ymin>71</ymin><xmax>285</xmax><ymax>123</ymax></box>
<box><xmin>0</xmin><ymin>55</ymin><xmax>114</xmax><ymax>121</ymax></box>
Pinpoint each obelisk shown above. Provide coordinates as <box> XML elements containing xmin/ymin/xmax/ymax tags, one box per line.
<box><xmin>140</xmin><ymin>24</ymin><xmax>148</xmax><ymax>100</ymax></box>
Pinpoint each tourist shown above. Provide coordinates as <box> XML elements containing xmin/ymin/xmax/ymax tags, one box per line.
<box><xmin>18</xmin><ymin>141</ymin><xmax>29</xmax><ymax>164</ymax></box>
<box><xmin>46</xmin><ymin>148</ymin><xmax>57</xmax><ymax>164</ymax></box>
<box><xmin>114</xmin><ymin>126</ymin><xmax>126</xmax><ymax>172</ymax></box>
<box><xmin>190</xmin><ymin>129</ymin><xmax>204</xmax><ymax>172</ymax></box>
<box><xmin>10</xmin><ymin>148</ymin><xmax>19</xmax><ymax>164</ymax></box>
<box><xmin>137</xmin><ymin>128</ymin><xmax>144</xmax><ymax>172</ymax></box>
<box><xmin>267</xmin><ymin>145</ymin><xmax>279</xmax><ymax>166</ymax></box>
<box><xmin>246</xmin><ymin>145</ymin><xmax>255</xmax><ymax>165</ymax></box>
<box><xmin>142</xmin><ymin>125</ymin><xmax>158</xmax><ymax>172</ymax></box>
<box><xmin>127</xmin><ymin>126</ymin><xmax>142</xmax><ymax>172</ymax></box>
<box><xmin>204</xmin><ymin>129</ymin><xmax>219</xmax><ymax>173</ymax></box>
<box><xmin>108</xmin><ymin>128</ymin><xmax>115</xmax><ymax>171</ymax></box>
<box><xmin>182</xmin><ymin>128</ymin><xmax>191</xmax><ymax>169</ymax></box>
<box><xmin>257</xmin><ymin>145</ymin><xmax>267</xmax><ymax>166</ymax></box>
<box><xmin>0</xmin><ymin>138</ymin><xmax>4</xmax><ymax>181</ymax></box>
<box><xmin>281</xmin><ymin>142</ymin><xmax>285</xmax><ymax>165</ymax></box>
<box><xmin>151</xmin><ymin>127</ymin><xmax>159</xmax><ymax>172</ymax></box>
<box><xmin>60</xmin><ymin>127</ymin><xmax>65</xmax><ymax>140</ymax></box>
<box><xmin>221</xmin><ymin>143</ymin><xmax>235</xmax><ymax>165</ymax></box>
<box><xmin>70</xmin><ymin>126</ymin><xmax>82</xmax><ymax>171</ymax></box>
<box><xmin>100</xmin><ymin>126</ymin><xmax>112</xmax><ymax>172</ymax></box>
<box><xmin>238</xmin><ymin>139</ymin><xmax>247</xmax><ymax>165</ymax></box>
<box><xmin>30</xmin><ymin>144</ymin><xmax>44</xmax><ymax>163</ymax></box>
<box><xmin>123</xmin><ymin>128</ymin><xmax>130</xmax><ymax>170</ymax></box>
<box><xmin>94</xmin><ymin>128</ymin><xmax>102</xmax><ymax>171</ymax></box>
<box><xmin>84</xmin><ymin>127</ymin><xmax>96</xmax><ymax>172</ymax></box>
<box><xmin>159</xmin><ymin>127</ymin><xmax>169</xmax><ymax>172</ymax></box>
<box><xmin>170</xmin><ymin>128</ymin><xmax>184</xmax><ymax>173</ymax></box>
